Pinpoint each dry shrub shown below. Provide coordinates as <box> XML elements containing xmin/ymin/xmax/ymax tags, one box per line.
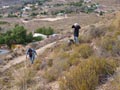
<box><xmin>13</xmin><ymin>67</ymin><xmax>35</xmax><ymax>90</ymax></box>
<box><xmin>33</xmin><ymin>59</ymin><xmax>42</xmax><ymax>71</ymax></box>
<box><xmin>59</xmin><ymin>57</ymin><xmax>117</xmax><ymax>90</ymax></box>
<box><xmin>110</xmin><ymin>12</ymin><xmax>120</xmax><ymax>32</ymax></box>
<box><xmin>109</xmin><ymin>12</ymin><xmax>120</xmax><ymax>38</ymax></box>
<box><xmin>47</xmin><ymin>59</ymin><xmax>53</xmax><ymax>67</ymax></box>
<box><xmin>97</xmin><ymin>36</ymin><xmax>120</xmax><ymax>56</ymax></box>
<box><xmin>80</xmin><ymin>25</ymin><xmax>106</xmax><ymax>43</ymax></box>
<box><xmin>44</xmin><ymin>69</ymin><xmax>57</xmax><ymax>82</ymax></box>
<box><xmin>0</xmin><ymin>71</ymin><xmax>12</xmax><ymax>89</ymax></box>
<box><xmin>74</xmin><ymin>44</ymin><xmax>93</xmax><ymax>59</ymax></box>
<box><xmin>44</xmin><ymin>59</ymin><xmax>70</xmax><ymax>82</ymax></box>
<box><xmin>112</xmin><ymin>74</ymin><xmax>120</xmax><ymax>90</ymax></box>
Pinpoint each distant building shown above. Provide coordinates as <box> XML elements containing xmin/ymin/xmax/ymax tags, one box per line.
<box><xmin>84</xmin><ymin>0</ymin><xmax>92</xmax><ymax>3</ymax></box>
<box><xmin>2</xmin><ymin>5</ymin><xmax>10</xmax><ymax>9</ymax></box>
<box><xmin>22</xmin><ymin>6</ymin><xmax>32</xmax><ymax>11</ymax></box>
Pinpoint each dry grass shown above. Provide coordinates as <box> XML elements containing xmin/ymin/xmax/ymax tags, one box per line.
<box><xmin>12</xmin><ymin>67</ymin><xmax>36</xmax><ymax>90</ymax></box>
<box><xmin>109</xmin><ymin>12</ymin><xmax>120</xmax><ymax>39</ymax></box>
<box><xmin>79</xmin><ymin>24</ymin><xmax>107</xmax><ymax>43</ymax></box>
<box><xmin>59</xmin><ymin>57</ymin><xmax>117</xmax><ymax>90</ymax></box>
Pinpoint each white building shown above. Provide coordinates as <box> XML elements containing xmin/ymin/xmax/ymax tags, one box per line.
<box><xmin>2</xmin><ymin>5</ymin><xmax>10</xmax><ymax>9</ymax></box>
<box><xmin>33</xmin><ymin>33</ymin><xmax>47</xmax><ymax>39</ymax></box>
<box><xmin>22</xmin><ymin>6</ymin><xmax>32</xmax><ymax>11</ymax></box>
<box><xmin>84</xmin><ymin>0</ymin><xmax>91</xmax><ymax>3</ymax></box>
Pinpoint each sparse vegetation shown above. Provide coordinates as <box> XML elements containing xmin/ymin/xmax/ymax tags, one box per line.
<box><xmin>80</xmin><ymin>25</ymin><xmax>106</xmax><ymax>43</ymax></box>
<box><xmin>0</xmin><ymin>21</ymin><xmax>9</xmax><ymax>25</ymax></box>
<box><xmin>12</xmin><ymin>68</ymin><xmax>35</xmax><ymax>90</ymax></box>
<box><xmin>59</xmin><ymin>57</ymin><xmax>117</xmax><ymax>90</ymax></box>
<box><xmin>0</xmin><ymin>1</ymin><xmax>120</xmax><ymax>89</ymax></box>
<box><xmin>8</xmin><ymin>14</ymin><xmax>18</xmax><ymax>18</ymax></box>
<box><xmin>33</xmin><ymin>59</ymin><xmax>42</xmax><ymax>71</ymax></box>
<box><xmin>70</xmin><ymin>0</ymin><xmax>84</xmax><ymax>7</ymax></box>
<box><xmin>76</xmin><ymin>44</ymin><xmax>93</xmax><ymax>58</ymax></box>
<box><xmin>35</xmin><ymin>27</ymin><xmax>54</xmax><ymax>36</ymax></box>
<box><xmin>33</xmin><ymin>36</ymin><xmax>43</xmax><ymax>41</ymax></box>
<box><xmin>0</xmin><ymin>25</ymin><xmax>46</xmax><ymax>47</ymax></box>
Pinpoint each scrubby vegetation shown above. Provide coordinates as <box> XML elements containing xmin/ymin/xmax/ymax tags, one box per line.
<box><xmin>59</xmin><ymin>57</ymin><xmax>117</xmax><ymax>90</ymax></box>
<box><xmin>0</xmin><ymin>25</ymin><xmax>45</xmax><ymax>48</ymax></box>
<box><xmin>1</xmin><ymin>12</ymin><xmax>120</xmax><ymax>90</ymax></box>
<box><xmin>35</xmin><ymin>27</ymin><xmax>54</xmax><ymax>36</ymax></box>
<box><xmin>0</xmin><ymin>21</ymin><xmax>9</xmax><ymax>25</ymax></box>
<box><xmin>0</xmin><ymin>25</ymin><xmax>32</xmax><ymax>47</ymax></box>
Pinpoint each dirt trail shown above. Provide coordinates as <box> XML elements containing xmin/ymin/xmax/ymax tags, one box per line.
<box><xmin>0</xmin><ymin>22</ymin><xmax>109</xmax><ymax>73</ymax></box>
<box><xmin>0</xmin><ymin>38</ymin><xmax>69</xmax><ymax>73</ymax></box>
<box><xmin>21</xmin><ymin>16</ymin><xmax>68</xmax><ymax>23</ymax></box>
<box><xmin>0</xmin><ymin>42</ymin><xmax>56</xmax><ymax>72</ymax></box>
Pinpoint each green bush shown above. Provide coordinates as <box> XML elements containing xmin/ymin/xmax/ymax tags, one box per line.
<box><xmin>40</xmin><ymin>11</ymin><xmax>48</xmax><ymax>15</ymax></box>
<box><xmin>26</xmin><ymin>32</ymin><xmax>33</xmax><ymax>43</ymax></box>
<box><xmin>8</xmin><ymin>14</ymin><xmax>18</xmax><ymax>18</ymax></box>
<box><xmin>30</xmin><ymin>12</ymin><xmax>38</xmax><ymax>17</ymax></box>
<box><xmin>35</xmin><ymin>27</ymin><xmax>54</xmax><ymax>35</ymax></box>
<box><xmin>70</xmin><ymin>0</ymin><xmax>84</xmax><ymax>7</ymax></box>
<box><xmin>0</xmin><ymin>35</ymin><xmax>5</xmax><ymax>44</ymax></box>
<box><xmin>0</xmin><ymin>25</ymin><xmax>35</xmax><ymax>47</ymax></box>
<box><xmin>0</xmin><ymin>15</ymin><xmax>3</xmax><ymax>18</ymax></box>
<box><xmin>0</xmin><ymin>21</ymin><xmax>9</xmax><ymax>24</ymax></box>
<box><xmin>33</xmin><ymin>36</ymin><xmax>43</xmax><ymax>41</ymax></box>
<box><xmin>59</xmin><ymin>57</ymin><xmax>117</xmax><ymax>90</ymax></box>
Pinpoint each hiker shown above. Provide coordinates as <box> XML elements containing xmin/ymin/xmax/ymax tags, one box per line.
<box><xmin>26</xmin><ymin>47</ymin><xmax>37</xmax><ymax>64</ymax></box>
<box><xmin>72</xmin><ymin>23</ymin><xmax>81</xmax><ymax>44</ymax></box>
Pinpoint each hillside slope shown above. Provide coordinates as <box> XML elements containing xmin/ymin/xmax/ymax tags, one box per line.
<box><xmin>0</xmin><ymin>12</ymin><xmax>120</xmax><ymax>90</ymax></box>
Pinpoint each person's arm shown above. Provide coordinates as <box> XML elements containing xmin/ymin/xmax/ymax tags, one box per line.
<box><xmin>33</xmin><ymin>49</ymin><xmax>37</xmax><ymax>56</ymax></box>
<box><xmin>35</xmin><ymin>51</ymin><xmax>37</xmax><ymax>56</ymax></box>
<box><xmin>78</xmin><ymin>25</ymin><xmax>81</xmax><ymax>29</ymax></box>
<box><xmin>72</xmin><ymin>25</ymin><xmax>75</xmax><ymax>28</ymax></box>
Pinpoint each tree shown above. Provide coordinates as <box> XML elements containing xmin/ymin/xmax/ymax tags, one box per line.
<box><xmin>26</xmin><ymin>32</ymin><xmax>33</xmax><ymax>43</ymax></box>
<box><xmin>12</xmin><ymin>25</ymin><xmax>27</xmax><ymax>44</ymax></box>
<box><xmin>0</xmin><ymin>35</ymin><xmax>5</xmax><ymax>44</ymax></box>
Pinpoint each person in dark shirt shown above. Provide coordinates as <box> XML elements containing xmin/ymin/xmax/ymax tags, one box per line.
<box><xmin>26</xmin><ymin>47</ymin><xmax>37</xmax><ymax>64</ymax></box>
<box><xmin>72</xmin><ymin>23</ymin><xmax>81</xmax><ymax>44</ymax></box>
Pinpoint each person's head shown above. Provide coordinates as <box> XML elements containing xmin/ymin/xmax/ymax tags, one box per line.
<box><xmin>74</xmin><ymin>23</ymin><xmax>79</xmax><ymax>26</ymax></box>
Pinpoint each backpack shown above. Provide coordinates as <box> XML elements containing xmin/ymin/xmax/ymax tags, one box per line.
<box><xmin>28</xmin><ymin>48</ymin><xmax>33</xmax><ymax>57</ymax></box>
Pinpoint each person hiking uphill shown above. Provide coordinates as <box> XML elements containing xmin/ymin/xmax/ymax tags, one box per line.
<box><xmin>72</xmin><ymin>23</ymin><xmax>81</xmax><ymax>44</ymax></box>
<box><xmin>26</xmin><ymin>47</ymin><xmax>37</xmax><ymax>64</ymax></box>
